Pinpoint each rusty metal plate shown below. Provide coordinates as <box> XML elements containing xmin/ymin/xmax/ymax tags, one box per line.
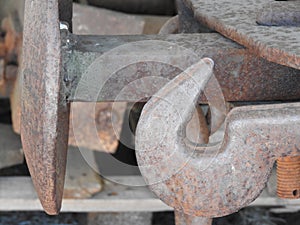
<box><xmin>183</xmin><ymin>0</ymin><xmax>300</xmax><ymax>69</ymax></box>
<box><xmin>21</xmin><ymin>0</ymin><xmax>69</xmax><ymax>215</ymax></box>
<box><xmin>136</xmin><ymin>58</ymin><xmax>300</xmax><ymax>217</ymax></box>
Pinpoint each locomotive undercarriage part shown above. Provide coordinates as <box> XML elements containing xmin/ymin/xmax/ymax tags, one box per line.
<box><xmin>173</xmin><ymin>1</ymin><xmax>300</xmax><ymax>223</ymax></box>
<box><xmin>136</xmin><ymin>58</ymin><xmax>300</xmax><ymax>222</ymax></box>
<box><xmin>20</xmin><ymin>0</ymin><xmax>300</xmax><ymax>224</ymax></box>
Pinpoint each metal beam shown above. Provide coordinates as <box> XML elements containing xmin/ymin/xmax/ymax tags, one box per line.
<box><xmin>62</xmin><ymin>33</ymin><xmax>300</xmax><ymax>103</ymax></box>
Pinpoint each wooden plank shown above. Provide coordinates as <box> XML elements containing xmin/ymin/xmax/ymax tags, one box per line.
<box><xmin>1</xmin><ymin>176</ymin><xmax>300</xmax><ymax>213</ymax></box>
<box><xmin>0</xmin><ymin>176</ymin><xmax>171</xmax><ymax>212</ymax></box>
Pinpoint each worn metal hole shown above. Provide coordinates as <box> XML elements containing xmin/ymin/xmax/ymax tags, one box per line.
<box><xmin>293</xmin><ymin>190</ymin><xmax>299</xmax><ymax>197</ymax></box>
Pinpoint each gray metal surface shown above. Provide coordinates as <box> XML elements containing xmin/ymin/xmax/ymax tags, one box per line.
<box><xmin>183</xmin><ymin>0</ymin><xmax>300</xmax><ymax>69</ymax></box>
<box><xmin>256</xmin><ymin>1</ymin><xmax>300</xmax><ymax>27</ymax></box>
<box><xmin>63</xmin><ymin>33</ymin><xmax>300</xmax><ymax>103</ymax></box>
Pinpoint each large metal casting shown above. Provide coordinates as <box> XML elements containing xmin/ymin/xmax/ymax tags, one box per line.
<box><xmin>20</xmin><ymin>0</ymin><xmax>300</xmax><ymax>219</ymax></box>
<box><xmin>136</xmin><ymin>58</ymin><xmax>300</xmax><ymax>217</ymax></box>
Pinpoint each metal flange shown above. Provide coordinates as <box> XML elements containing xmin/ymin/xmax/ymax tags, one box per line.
<box><xmin>21</xmin><ymin>0</ymin><xmax>71</xmax><ymax>215</ymax></box>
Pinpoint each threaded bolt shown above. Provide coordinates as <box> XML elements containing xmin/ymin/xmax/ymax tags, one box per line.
<box><xmin>277</xmin><ymin>156</ymin><xmax>300</xmax><ymax>199</ymax></box>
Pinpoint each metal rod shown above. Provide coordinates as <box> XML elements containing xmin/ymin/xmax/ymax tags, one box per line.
<box><xmin>61</xmin><ymin>33</ymin><xmax>300</xmax><ymax>103</ymax></box>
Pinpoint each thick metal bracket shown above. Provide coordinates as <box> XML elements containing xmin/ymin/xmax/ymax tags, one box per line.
<box><xmin>136</xmin><ymin>58</ymin><xmax>300</xmax><ymax>218</ymax></box>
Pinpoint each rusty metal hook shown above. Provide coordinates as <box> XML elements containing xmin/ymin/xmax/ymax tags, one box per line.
<box><xmin>136</xmin><ymin>58</ymin><xmax>300</xmax><ymax>218</ymax></box>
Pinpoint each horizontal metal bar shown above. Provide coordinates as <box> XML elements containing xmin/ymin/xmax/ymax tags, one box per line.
<box><xmin>63</xmin><ymin>33</ymin><xmax>300</xmax><ymax>103</ymax></box>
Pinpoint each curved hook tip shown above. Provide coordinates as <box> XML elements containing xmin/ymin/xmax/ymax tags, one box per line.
<box><xmin>202</xmin><ymin>57</ymin><xmax>214</xmax><ymax>68</ymax></box>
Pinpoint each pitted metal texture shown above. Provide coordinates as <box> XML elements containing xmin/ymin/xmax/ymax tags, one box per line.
<box><xmin>136</xmin><ymin>58</ymin><xmax>300</xmax><ymax>217</ymax></box>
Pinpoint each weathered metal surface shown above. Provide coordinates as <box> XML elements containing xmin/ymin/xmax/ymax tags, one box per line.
<box><xmin>175</xmin><ymin>105</ymin><xmax>213</xmax><ymax>225</ymax></box>
<box><xmin>65</xmin><ymin>33</ymin><xmax>300</xmax><ymax>103</ymax></box>
<box><xmin>136</xmin><ymin>58</ymin><xmax>300</xmax><ymax>217</ymax></box>
<box><xmin>256</xmin><ymin>1</ymin><xmax>300</xmax><ymax>27</ymax></box>
<box><xmin>21</xmin><ymin>0</ymin><xmax>69</xmax><ymax>215</ymax></box>
<box><xmin>54</xmin><ymin>2</ymin><xmax>142</xmax><ymax>152</ymax></box>
<box><xmin>11</xmin><ymin>3</ymin><xmax>134</xmax><ymax>153</ymax></box>
<box><xmin>277</xmin><ymin>156</ymin><xmax>300</xmax><ymax>199</ymax></box>
<box><xmin>175</xmin><ymin>212</ymin><xmax>212</xmax><ymax>225</ymax></box>
<box><xmin>183</xmin><ymin>0</ymin><xmax>300</xmax><ymax>69</ymax></box>
<box><xmin>0</xmin><ymin>124</ymin><xmax>23</xmax><ymax>169</ymax></box>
